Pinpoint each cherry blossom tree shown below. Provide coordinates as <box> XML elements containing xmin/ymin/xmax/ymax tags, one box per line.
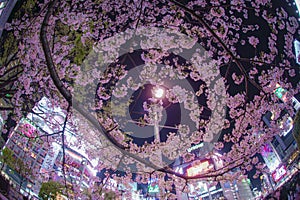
<box><xmin>0</xmin><ymin>0</ymin><xmax>299</xmax><ymax>198</ymax></box>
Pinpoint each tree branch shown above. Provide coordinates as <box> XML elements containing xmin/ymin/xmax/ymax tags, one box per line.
<box><xmin>40</xmin><ymin>0</ymin><xmax>72</xmax><ymax>103</ymax></box>
<box><xmin>169</xmin><ymin>0</ymin><xmax>264</xmax><ymax>94</ymax></box>
<box><xmin>0</xmin><ymin>106</ymin><xmax>13</xmax><ymax>111</ymax></box>
<box><xmin>39</xmin><ymin>0</ymin><xmax>264</xmax><ymax>183</ymax></box>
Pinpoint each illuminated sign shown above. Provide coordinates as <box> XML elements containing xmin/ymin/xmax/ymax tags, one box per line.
<box><xmin>189</xmin><ymin>181</ymin><xmax>208</xmax><ymax>195</ymax></box>
<box><xmin>274</xmin><ymin>85</ymin><xmax>288</xmax><ymax>102</ymax></box>
<box><xmin>175</xmin><ymin>167</ymin><xmax>183</xmax><ymax>174</ymax></box>
<box><xmin>187</xmin><ymin>143</ymin><xmax>204</xmax><ymax>152</ymax></box>
<box><xmin>187</xmin><ymin>159</ymin><xmax>214</xmax><ymax>177</ymax></box>
<box><xmin>279</xmin><ymin>116</ymin><xmax>293</xmax><ymax>136</ymax></box>
<box><xmin>272</xmin><ymin>165</ymin><xmax>287</xmax><ymax>182</ymax></box>
<box><xmin>288</xmin><ymin>150</ymin><xmax>300</xmax><ymax>164</ymax></box>
<box><xmin>261</xmin><ymin>143</ymin><xmax>280</xmax><ymax>172</ymax></box>
<box><xmin>148</xmin><ymin>184</ymin><xmax>159</xmax><ymax>193</ymax></box>
<box><xmin>292</xmin><ymin>97</ymin><xmax>300</xmax><ymax>110</ymax></box>
<box><xmin>148</xmin><ymin>178</ymin><xmax>159</xmax><ymax>193</ymax></box>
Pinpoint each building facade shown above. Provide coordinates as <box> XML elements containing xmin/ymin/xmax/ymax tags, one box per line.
<box><xmin>1</xmin><ymin>97</ymin><xmax>96</xmax><ymax>198</ymax></box>
<box><xmin>260</xmin><ymin>86</ymin><xmax>300</xmax><ymax>191</ymax></box>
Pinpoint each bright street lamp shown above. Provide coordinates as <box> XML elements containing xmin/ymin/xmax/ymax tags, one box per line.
<box><xmin>153</xmin><ymin>87</ymin><xmax>164</xmax><ymax>99</ymax></box>
<box><xmin>151</xmin><ymin>86</ymin><xmax>165</xmax><ymax>143</ymax></box>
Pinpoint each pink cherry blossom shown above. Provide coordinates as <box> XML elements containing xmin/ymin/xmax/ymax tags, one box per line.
<box><xmin>0</xmin><ymin>0</ymin><xmax>298</xmax><ymax>198</ymax></box>
<box><xmin>248</xmin><ymin>36</ymin><xmax>259</xmax><ymax>48</ymax></box>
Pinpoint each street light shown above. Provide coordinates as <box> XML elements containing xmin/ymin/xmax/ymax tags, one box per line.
<box><xmin>153</xmin><ymin>87</ymin><xmax>164</xmax><ymax>99</ymax></box>
<box><xmin>151</xmin><ymin>86</ymin><xmax>165</xmax><ymax>143</ymax></box>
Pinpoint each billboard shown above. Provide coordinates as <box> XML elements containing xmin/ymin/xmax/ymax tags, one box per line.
<box><xmin>272</xmin><ymin>165</ymin><xmax>287</xmax><ymax>182</ymax></box>
<box><xmin>260</xmin><ymin>143</ymin><xmax>280</xmax><ymax>172</ymax></box>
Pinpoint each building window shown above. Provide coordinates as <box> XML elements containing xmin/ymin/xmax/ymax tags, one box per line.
<box><xmin>31</xmin><ymin>152</ymin><xmax>37</xmax><ymax>159</ymax></box>
<box><xmin>40</xmin><ymin>150</ymin><xmax>47</xmax><ymax>157</ymax></box>
<box><xmin>33</xmin><ymin>146</ymin><xmax>39</xmax><ymax>153</ymax></box>
<box><xmin>37</xmin><ymin>157</ymin><xmax>43</xmax><ymax>164</ymax></box>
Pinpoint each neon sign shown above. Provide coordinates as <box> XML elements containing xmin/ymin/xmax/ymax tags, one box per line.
<box><xmin>187</xmin><ymin>143</ymin><xmax>204</xmax><ymax>152</ymax></box>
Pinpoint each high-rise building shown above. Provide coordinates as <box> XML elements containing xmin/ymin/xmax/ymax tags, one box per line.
<box><xmin>3</xmin><ymin>117</ymin><xmax>53</xmax><ymax>197</ymax></box>
<box><xmin>53</xmin><ymin>146</ymin><xmax>95</xmax><ymax>189</ymax></box>
<box><xmin>236</xmin><ymin>179</ymin><xmax>254</xmax><ymax>200</ymax></box>
<box><xmin>1</xmin><ymin>97</ymin><xmax>96</xmax><ymax>198</ymax></box>
<box><xmin>261</xmin><ymin>86</ymin><xmax>300</xmax><ymax>189</ymax></box>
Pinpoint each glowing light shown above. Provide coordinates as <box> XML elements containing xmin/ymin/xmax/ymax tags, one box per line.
<box><xmin>187</xmin><ymin>160</ymin><xmax>214</xmax><ymax>177</ymax></box>
<box><xmin>279</xmin><ymin>116</ymin><xmax>293</xmax><ymax>136</ymax></box>
<box><xmin>296</xmin><ymin>0</ymin><xmax>300</xmax><ymax>17</ymax></box>
<box><xmin>272</xmin><ymin>165</ymin><xmax>287</xmax><ymax>182</ymax></box>
<box><xmin>260</xmin><ymin>143</ymin><xmax>280</xmax><ymax>172</ymax></box>
<box><xmin>187</xmin><ymin>143</ymin><xmax>204</xmax><ymax>152</ymax></box>
<box><xmin>153</xmin><ymin>87</ymin><xmax>164</xmax><ymax>99</ymax></box>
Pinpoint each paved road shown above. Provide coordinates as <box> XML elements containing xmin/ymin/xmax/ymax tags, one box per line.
<box><xmin>0</xmin><ymin>0</ymin><xmax>18</xmax><ymax>38</ymax></box>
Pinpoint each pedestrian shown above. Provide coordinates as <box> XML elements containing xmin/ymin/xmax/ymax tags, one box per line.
<box><xmin>288</xmin><ymin>190</ymin><xmax>293</xmax><ymax>200</ymax></box>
